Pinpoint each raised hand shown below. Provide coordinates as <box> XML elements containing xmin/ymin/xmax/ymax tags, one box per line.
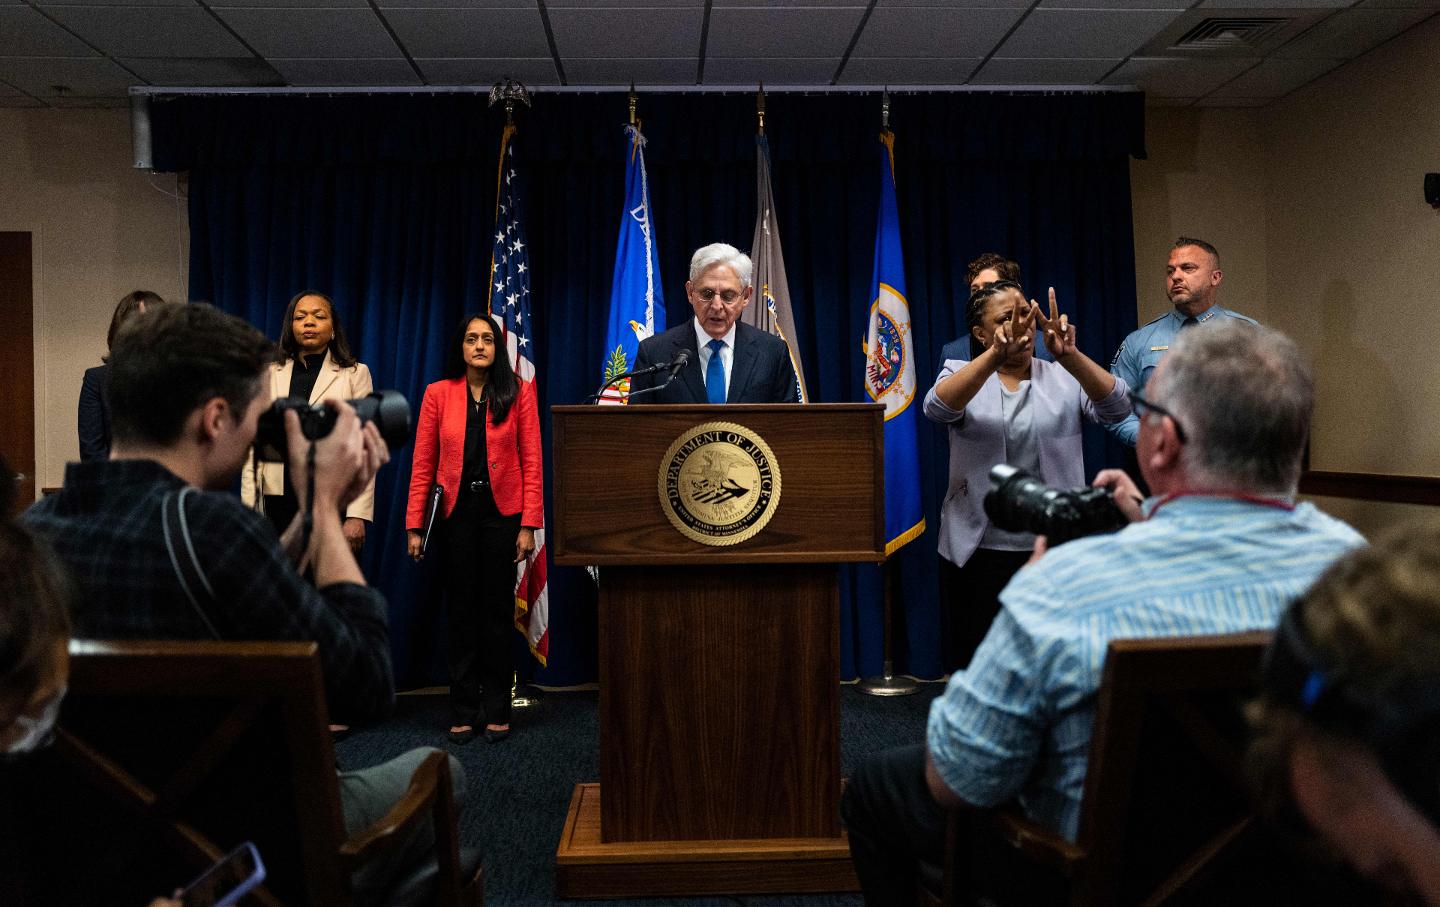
<box><xmin>989</xmin><ymin>300</ymin><xmax>1035</xmax><ymax>359</ymax></box>
<box><xmin>1034</xmin><ymin>287</ymin><xmax>1078</xmax><ymax>360</ymax></box>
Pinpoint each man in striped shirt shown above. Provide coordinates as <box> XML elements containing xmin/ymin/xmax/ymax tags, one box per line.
<box><xmin>843</xmin><ymin>321</ymin><xmax>1364</xmax><ymax>906</ymax></box>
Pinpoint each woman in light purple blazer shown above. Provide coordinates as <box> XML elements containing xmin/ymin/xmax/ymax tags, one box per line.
<box><xmin>923</xmin><ymin>280</ymin><xmax>1130</xmax><ymax>669</ymax></box>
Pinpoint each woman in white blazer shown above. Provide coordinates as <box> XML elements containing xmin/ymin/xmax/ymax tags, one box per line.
<box><xmin>241</xmin><ymin>291</ymin><xmax>375</xmax><ymax>551</ymax></box>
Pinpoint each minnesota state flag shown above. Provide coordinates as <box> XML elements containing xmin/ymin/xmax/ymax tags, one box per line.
<box><xmin>598</xmin><ymin>123</ymin><xmax>664</xmax><ymax>404</ymax></box>
<box><xmin>863</xmin><ymin>129</ymin><xmax>925</xmax><ymax>555</ymax></box>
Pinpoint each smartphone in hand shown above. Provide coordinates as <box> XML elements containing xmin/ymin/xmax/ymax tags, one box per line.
<box><xmin>180</xmin><ymin>842</ymin><xmax>266</xmax><ymax>907</ymax></box>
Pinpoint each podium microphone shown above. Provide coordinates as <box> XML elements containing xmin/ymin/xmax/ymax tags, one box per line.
<box><xmin>666</xmin><ymin>349</ymin><xmax>691</xmax><ymax>377</ymax></box>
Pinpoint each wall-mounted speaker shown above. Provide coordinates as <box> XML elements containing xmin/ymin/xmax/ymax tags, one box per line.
<box><xmin>1426</xmin><ymin>173</ymin><xmax>1440</xmax><ymax>208</ymax></box>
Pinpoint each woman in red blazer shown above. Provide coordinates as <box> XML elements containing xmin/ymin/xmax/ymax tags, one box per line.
<box><xmin>406</xmin><ymin>313</ymin><xmax>543</xmax><ymax>745</ymax></box>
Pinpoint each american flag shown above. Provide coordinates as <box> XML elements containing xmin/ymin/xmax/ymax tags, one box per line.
<box><xmin>490</xmin><ymin>123</ymin><xmax>548</xmax><ymax>665</ymax></box>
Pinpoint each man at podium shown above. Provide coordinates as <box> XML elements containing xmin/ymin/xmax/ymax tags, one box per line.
<box><xmin>630</xmin><ymin>242</ymin><xmax>800</xmax><ymax>405</ymax></box>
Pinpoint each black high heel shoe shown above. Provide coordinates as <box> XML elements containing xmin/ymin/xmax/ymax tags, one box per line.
<box><xmin>483</xmin><ymin>726</ymin><xmax>510</xmax><ymax>744</ymax></box>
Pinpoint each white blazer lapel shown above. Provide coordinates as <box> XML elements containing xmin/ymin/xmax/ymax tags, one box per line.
<box><xmin>309</xmin><ymin>350</ymin><xmax>342</xmax><ymax>403</ymax></box>
<box><xmin>272</xmin><ymin>359</ymin><xmax>293</xmax><ymax>401</ymax></box>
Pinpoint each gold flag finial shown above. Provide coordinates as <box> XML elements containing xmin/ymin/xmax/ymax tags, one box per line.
<box><xmin>488</xmin><ymin>78</ymin><xmax>531</xmax><ymax>125</ymax></box>
<box><xmin>881</xmin><ymin>88</ymin><xmax>891</xmax><ymax>131</ymax></box>
<box><xmin>628</xmin><ymin>84</ymin><xmax>637</xmax><ymax>126</ymax></box>
<box><xmin>756</xmin><ymin>82</ymin><xmax>766</xmax><ymax>136</ymax></box>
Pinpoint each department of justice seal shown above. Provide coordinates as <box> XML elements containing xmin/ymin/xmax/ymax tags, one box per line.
<box><xmin>658</xmin><ymin>421</ymin><xmax>781</xmax><ymax>546</ymax></box>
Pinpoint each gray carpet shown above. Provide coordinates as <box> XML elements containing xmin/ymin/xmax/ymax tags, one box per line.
<box><xmin>336</xmin><ymin>683</ymin><xmax>941</xmax><ymax>907</ymax></box>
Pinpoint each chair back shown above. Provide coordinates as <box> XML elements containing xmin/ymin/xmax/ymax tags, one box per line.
<box><xmin>1071</xmin><ymin>630</ymin><xmax>1270</xmax><ymax>905</ymax></box>
<box><xmin>57</xmin><ymin>639</ymin><xmax>351</xmax><ymax>906</ymax></box>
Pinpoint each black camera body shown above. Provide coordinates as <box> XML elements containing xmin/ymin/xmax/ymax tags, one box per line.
<box><xmin>983</xmin><ymin>464</ymin><xmax>1128</xmax><ymax>546</ymax></box>
<box><xmin>254</xmin><ymin>390</ymin><xmax>412</xmax><ymax>462</ymax></box>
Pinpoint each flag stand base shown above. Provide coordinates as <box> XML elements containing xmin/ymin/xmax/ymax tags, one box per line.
<box><xmin>511</xmin><ymin>672</ymin><xmax>540</xmax><ymax>709</ymax></box>
<box><xmin>857</xmin><ymin>660</ymin><xmax>919</xmax><ymax>697</ymax></box>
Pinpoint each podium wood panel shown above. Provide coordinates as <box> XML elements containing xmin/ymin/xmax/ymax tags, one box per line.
<box><xmin>551</xmin><ymin>404</ymin><xmax>884</xmax><ymax>565</ymax></box>
<box><xmin>599</xmin><ymin>564</ymin><xmax>840</xmax><ymax>842</ymax></box>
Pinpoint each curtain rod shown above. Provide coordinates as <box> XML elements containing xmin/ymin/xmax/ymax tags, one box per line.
<box><xmin>130</xmin><ymin>85</ymin><xmax>1138</xmax><ymax>98</ymax></box>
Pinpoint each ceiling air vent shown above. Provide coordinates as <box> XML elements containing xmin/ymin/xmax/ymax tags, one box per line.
<box><xmin>1172</xmin><ymin>17</ymin><xmax>1291</xmax><ymax>52</ymax></box>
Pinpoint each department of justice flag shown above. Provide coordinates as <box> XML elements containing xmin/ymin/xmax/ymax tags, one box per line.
<box><xmin>599</xmin><ymin>124</ymin><xmax>665</xmax><ymax>404</ymax></box>
<box><xmin>489</xmin><ymin>122</ymin><xmax>549</xmax><ymax>665</ymax></box>
<box><xmin>863</xmin><ymin>129</ymin><xmax>925</xmax><ymax>555</ymax></box>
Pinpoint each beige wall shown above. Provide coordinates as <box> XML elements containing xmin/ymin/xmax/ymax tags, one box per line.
<box><xmin>1130</xmin><ymin>14</ymin><xmax>1440</xmax><ymax>537</ymax></box>
<box><xmin>0</xmin><ymin>108</ymin><xmax>187</xmax><ymax>493</ymax></box>
<box><xmin>1262</xmin><ymin>15</ymin><xmax>1440</xmax><ymax>482</ymax></box>
<box><xmin>1129</xmin><ymin>106</ymin><xmax>1270</xmax><ymax>326</ymax></box>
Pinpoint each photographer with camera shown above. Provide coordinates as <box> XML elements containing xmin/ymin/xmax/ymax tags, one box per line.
<box><xmin>843</xmin><ymin>321</ymin><xmax>1365</xmax><ymax>907</ymax></box>
<box><xmin>924</xmin><ymin>280</ymin><xmax>1129</xmax><ymax>669</ymax></box>
<box><xmin>22</xmin><ymin>302</ymin><xmax>461</xmax><ymax>907</ymax></box>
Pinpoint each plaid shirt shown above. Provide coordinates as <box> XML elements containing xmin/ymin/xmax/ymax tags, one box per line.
<box><xmin>23</xmin><ymin>459</ymin><xmax>395</xmax><ymax>725</ymax></box>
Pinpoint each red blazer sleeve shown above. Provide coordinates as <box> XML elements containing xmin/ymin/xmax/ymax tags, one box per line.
<box><xmin>516</xmin><ymin>381</ymin><xmax>544</xmax><ymax>529</ymax></box>
<box><xmin>406</xmin><ymin>383</ymin><xmax>442</xmax><ymax>530</ymax></box>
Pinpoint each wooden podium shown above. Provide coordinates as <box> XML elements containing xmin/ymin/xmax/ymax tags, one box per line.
<box><xmin>551</xmin><ymin>403</ymin><xmax>884</xmax><ymax>898</ymax></box>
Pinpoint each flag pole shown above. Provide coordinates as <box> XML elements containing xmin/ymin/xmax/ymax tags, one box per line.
<box><xmin>756</xmin><ymin>81</ymin><xmax>765</xmax><ymax>136</ymax></box>
<box><xmin>488</xmin><ymin>78</ymin><xmax>542</xmax><ymax>709</ymax></box>
<box><xmin>857</xmin><ymin>558</ymin><xmax>919</xmax><ymax>696</ymax></box>
<box><xmin>859</xmin><ymin>87</ymin><xmax>918</xmax><ymax>697</ymax></box>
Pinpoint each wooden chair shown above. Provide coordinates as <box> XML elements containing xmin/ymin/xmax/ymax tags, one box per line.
<box><xmin>54</xmin><ymin>639</ymin><xmax>483</xmax><ymax>906</ymax></box>
<box><xmin>932</xmin><ymin>631</ymin><xmax>1271</xmax><ymax>907</ymax></box>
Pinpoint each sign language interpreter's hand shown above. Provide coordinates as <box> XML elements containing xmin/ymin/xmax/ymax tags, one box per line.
<box><xmin>1034</xmin><ymin>287</ymin><xmax>1078</xmax><ymax>360</ymax></box>
<box><xmin>989</xmin><ymin>300</ymin><xmax>1035</xmax><ymax>360</ymax></box>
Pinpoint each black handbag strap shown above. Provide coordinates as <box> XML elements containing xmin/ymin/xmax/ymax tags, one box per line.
<box><xmin>161</xmin><ymin>487</ymin><xmax>222</xmax><ymax>640</ymax></box>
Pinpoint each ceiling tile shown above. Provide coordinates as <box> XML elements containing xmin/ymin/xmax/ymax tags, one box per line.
<box><xmin>970</xmin><ymin>57</ymin><xmax>1120</xmax><ymax>84</ymax></box>
<box><xmin>852</xmin><ymin>7</ymin><xmax>1025</xmax><ymax>57</ymax></box>
<box><xmin>1208</xmin><ymin>55</ymin><xmax>1341</xmax><ymax>96</ymax></box>
<box><xmin>215</xmin><ymin>9</ymin><xmax>401</xmax><ymax>59</ymax></box>
<box><xmin>1103</xmin><ymin>55</ymin><xmax>1259</xmax><ymax>97</ymax></box>
<box><xmin>1145</xmin><ymin>96</ymin><xmax>1197</xmax><ymax>106</ymax></box>
<box><xmin>416</xmin><ymin>58</ymin><xmax>560</xmax><ymax>86</ymax></box>
<box><xmin>1195</xmin><ymin>96</ymin><xmax>1271</xmax><ymax>106</ymax></box>
<box><xmin>0</xmin><ymin>80</ymin><xmax>23</xmax><ymax>95</ymax></box>
<box><xmin>377</xmin><ymin>0</ymin><xmax>535</xmax><ymax>6</ymax></box>
<box><xmin>0</xmin><ymin>8</ymin><xmax>99</xmax><ymax>56</ymax></box>
<box><xmin>270</xmin><ymin>58</ymin><xmax>421</xmax><ymax>86</ymax></box>
<box><xmin>707</xmin><ymin>7</ymin><xmax>865</xmax><ymax>57</ymax></box>
<box><xmin>702</xmin><ymin>57</ymin><xmax>840</xmax><ymax>84</ymax></box>
<box><xmin>838</xmin><ymin>57</ymin><xmax>981</xmax><ymax>84</ymax></box>
<box><xmin>1354</xmin><ymin>0</ymin><xmax>1440</xmax><ymax>7</ymax></box>
<box><xmin>871</xmin><ymin>0</ymin><xmax>1030</xmax><ymax>6</ymax></box>
<box><xmin>0</xmin><ymin>56</ymin><xmax>136</xmax><ymax>95</ymax></box>
<box><xmin>999</xmin><ymin>9</ymin><xmax>1184</xmax><ymax>58</ymax></box>
<box><xmin>565</xmin><ymin>58</ymin><xmax>698</xmax><ymax>84</ymax></box>
<box><xmin>550</xmin><ymin>0</ymin><xmax>704</xmax><ymax>6</ymax></box>
<box><xmin>49</xmin><ymin>95</ymin><xmax>129</xmax><ymax>107</ymax></box>
<box><xmin>40</xmin><ymin>7</ymin><xmax>250</xmax><ymax>58</ymax></box>
<box><xmin>1196</xmin><ymin>0</ymin><xmax>1351</xmax><ymax>7</ymax></box>
<box><xmin>1040</xmin><ymin>0</ymin><xmax>1190</xmax><ymax>6</ymax></box>
<box><xmin>43</xmin><ymin>0</ymin><xmax>193</xmax><ymax>5</ymax></box>
<box><xmin>548</xmin><ymin>8</ymin><xmax>702</xmax><ymax>58</ymax></box>
<box><xmin>120</xmin><ymin>57</ymin><xmax>283</xmax><ymax>86</ymax></box>
<box><xmin>717</xmin><ymin>0</ymin><xmax>866</xmax><ymax>6</ymax></box>
<box><xmin>0</xmin><ymin>97</ymin><xmax>47</xmax><ymax>107</ymax></box>
<box><xmin>1274</xmin><ymin>7</ymin><xmax>1435</xmax><ymax>57</ymax></box>
<box><xmin>210</xmin><ymin>0</ymin><xmax>369</xmax><ymax>6</ymax></box>
<box><xmin>384</xmin><ymin>9</ymin><xmax>550</xmax><ymax>57</ymax></box>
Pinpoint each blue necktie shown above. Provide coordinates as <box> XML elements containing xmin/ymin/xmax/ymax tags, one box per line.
<box><xmin>706</xmin><ymin>338</ymin><xmax>727</xmax><ymax>404</ymax></box>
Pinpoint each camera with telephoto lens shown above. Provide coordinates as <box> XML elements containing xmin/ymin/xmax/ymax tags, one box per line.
<box><xmin>254</xmin><ymin>390</ymin><xmax>412</xmax><ymax>462</ymax></box>
<box><xmin>983</xmin><ymin>464</ymin><xmax>1129</xmax><ymax>545</ymax></box>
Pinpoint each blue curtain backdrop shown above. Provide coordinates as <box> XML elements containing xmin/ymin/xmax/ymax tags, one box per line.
<box><xmin>152</xmin><ymin>91</ymin><xmax>1145</xmax><ymax>687</ymax></box>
